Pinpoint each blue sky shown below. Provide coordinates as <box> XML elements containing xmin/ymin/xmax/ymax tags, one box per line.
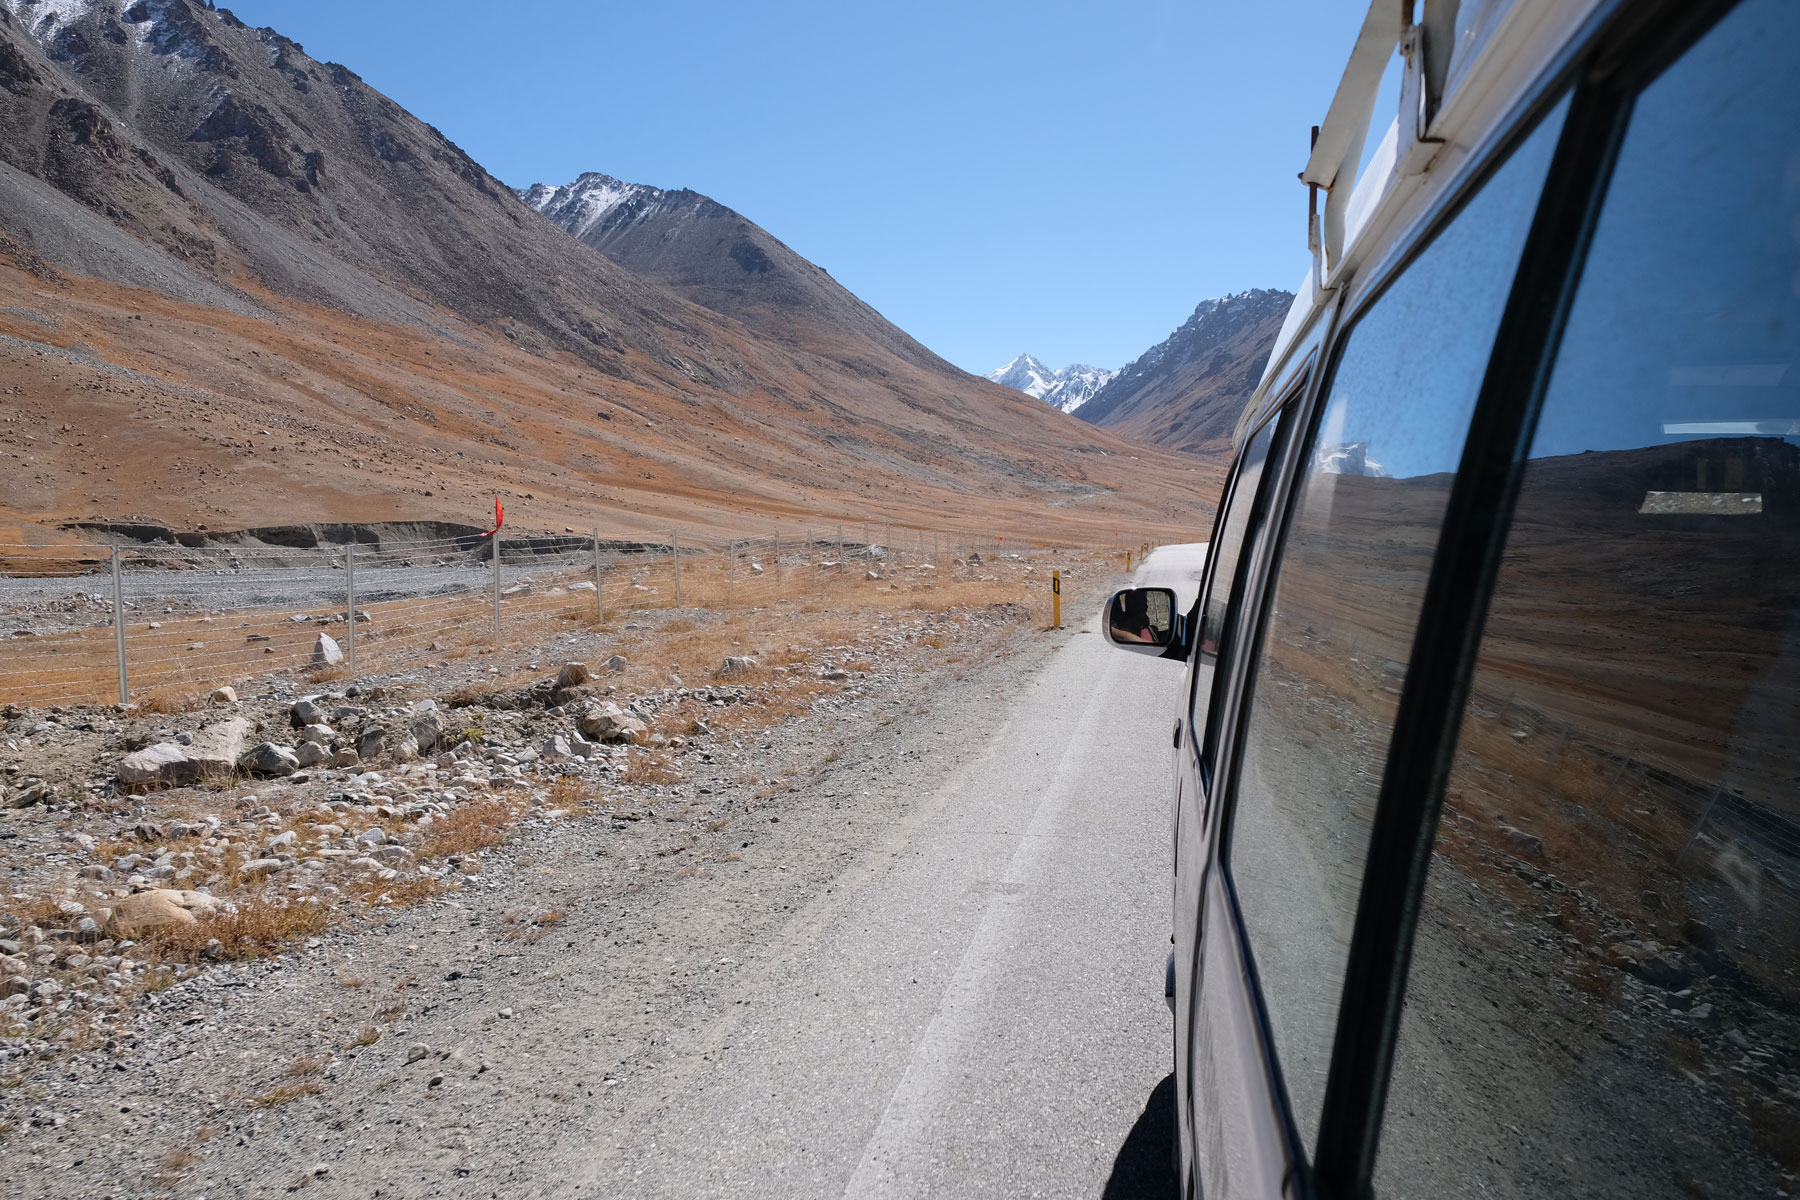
<box><xmin>221</xmin><ymin>0</ymin><xmax>1386</xmax><ymax>375</ymax></box>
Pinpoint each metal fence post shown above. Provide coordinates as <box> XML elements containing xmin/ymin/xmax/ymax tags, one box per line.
<box><xmin>111</xmin><ymin>548</ymin><xmax>128</xmax><ymax>705</ymax></box>
<box><xmin>672</xmin><ymin>530</ymin><xmax>681</xmax><ymax>608</ymax></box>
<box><xmin>345</xmin><ymin>543</ymin><xmax>357</xmax><ymax>677</ymax></box>
<box><xmin>593</xmin><ymin>527</ymin><xmax>603</xmax><ymax>622</ymax></box>
<box><xmin>492</xmin><ymin>528</ymin><xmax>502</xmax><ymax>639</ymax></box>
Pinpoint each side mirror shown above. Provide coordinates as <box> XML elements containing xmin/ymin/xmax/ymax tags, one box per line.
<box><xmin>1104</xmin><ymin>587</ymin><xmax>1188</xmax><ymax>660</ymax></box>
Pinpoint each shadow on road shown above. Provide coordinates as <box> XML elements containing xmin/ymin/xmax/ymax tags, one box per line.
<box><xmin>1101</xmin><ymin>1073</ymin><xmax>1178</xmax><ymax>1199</ymax></box>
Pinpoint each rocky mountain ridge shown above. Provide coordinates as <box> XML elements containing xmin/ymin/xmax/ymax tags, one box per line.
<box><xmin>1078</xmin><ymin>288</ymin><xmax>1293</xmax><ymax>455</ymax></box>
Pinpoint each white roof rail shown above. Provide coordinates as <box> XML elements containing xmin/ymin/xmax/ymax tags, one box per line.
<box><xmin>1299</xmin><ymin>1</ymin><xmax>1461</xmax><ymax>280</ymax></box>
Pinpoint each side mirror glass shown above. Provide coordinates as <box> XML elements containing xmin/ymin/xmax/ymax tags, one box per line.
<box><xmin>1104</xmin><ymin>587</ymin><xmax>1181</xmax><ymax>656</ymax></box>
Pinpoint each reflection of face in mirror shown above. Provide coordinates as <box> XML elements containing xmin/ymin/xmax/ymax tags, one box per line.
<box><xmin>1109</xmin><ymin>589</ymin><xmax>1173</xmax><ymax>645</ymax></box>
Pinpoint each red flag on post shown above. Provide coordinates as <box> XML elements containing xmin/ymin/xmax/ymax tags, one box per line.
<box><xmin>481</xmin><ymin>499</ymin><xmax>504</xmax><ymax>537</ymax></box>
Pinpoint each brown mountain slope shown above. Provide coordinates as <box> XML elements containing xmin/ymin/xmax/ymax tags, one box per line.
<box><xmin>0</xmin><ymin>0</ymin><xmax>1222</xmax><ymax>545</ymax></box>
<box><xmin>1079</xmin><ymin>289</ymin><xmax>1292</xmax><ymax>456</ymax></box>
<box><xmin>523</xmin><ymin>173</ymin><xmax>957</xmax><ymax>379</ymax></box>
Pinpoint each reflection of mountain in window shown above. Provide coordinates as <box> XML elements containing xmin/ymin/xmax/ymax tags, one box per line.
<box><xmin>1313</xmin><ymin>441</ymin><xmax>1388</xmax><ymax>478</ymax></box>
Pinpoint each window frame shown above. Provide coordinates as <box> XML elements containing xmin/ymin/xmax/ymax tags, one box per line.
<box><xmin>1187</xmin><ymin>2</ymin><xmax>1748</xmax><ymax>1193</ymax></box>
<box><xmin>1193</xmin><ymin>2</ymin><xmax>1762</xmax><ymax>1195</ymax></box>
<box><xmin>1326</xmin><ymin>1</ymin><xmax>1769</xmax><ymax>1193</ymax></box>
<box><xmin>1185</xmin><ymin>364</ymin><xmax>1312</xmax><ymax>794</ymax></box>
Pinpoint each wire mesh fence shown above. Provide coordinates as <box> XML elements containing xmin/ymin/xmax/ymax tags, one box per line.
<box><xmin>0</xmin><ymin>523</ymin><xmax>1121</xmax><ymax>710</ymax></box>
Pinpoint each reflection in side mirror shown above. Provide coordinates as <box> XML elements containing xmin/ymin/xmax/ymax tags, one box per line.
<box><xmin>1104</xmin><ymin>587</ymin><xmax>1185</xmax><ymax>658</ymax></box>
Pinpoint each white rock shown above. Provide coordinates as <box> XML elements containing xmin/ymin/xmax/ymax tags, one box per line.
<box><xmin>311</xmin><ymin>634</ymin><xmax>344</xmax><ymax>666</ymax></box>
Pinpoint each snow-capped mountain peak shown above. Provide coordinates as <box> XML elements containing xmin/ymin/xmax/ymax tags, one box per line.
<box><xmin>985</xmin><ymin>354</ymin><xmax>1117</xmax><ymax>414</ymax></box>
<box><xmin>519</xmin><ymin>172</ymin><xmax>680</xmax><ymax>241</ymax></box>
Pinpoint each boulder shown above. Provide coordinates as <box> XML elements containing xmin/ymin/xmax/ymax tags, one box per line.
<box><xmin>239</xmin><ymin>742</ymin><xmax>300</xmax><ymax>777</ymax></box>
<box><xmin>7</xmin><ymin>780</ymin><xmax>50</xmax><ymax>808</ymax></box>
<box><xmin>556</xmin><ymin>662</ymin><xmax>591</xmax><ymax>690</ymax></box>
<box><xmin>410</xmin><ymin>708</ymin><xmax>446</xmax><ymax>753</ymax></box>
<box><xmin>105</xmin><ymin>889</ymin><xmax>217</xmax><ymax>939</ymax></box>
<box><xmin>356</xmin><ymin>726</ymin><xmax>386</xmax><ymax>761</ymax></box>
<box><xmin>299</xmin><ymin>723</ymin><xmax>335</xmax><ymax>746</ymax></box>
<box><xmin>541</xmin><ymin>734</ymin><xmax>572</xmax><ymax>761</ymax></box>
<box><xmin>210</xmin><ymin>686</ymin><xmax>238</xmax><ymax>704</ymax></box>
<box><xmin>311</xmin><ymin>634</ymin><xmax>344</xmax><ymax>667</ymax></box>
<box><xmin>390</xmin><ymin>734</ymin><xmax>421</xmax><ymax>764</ymax></box>
<box><xmin>718</xmin><ymin>656</ymin><xmax>758</xmax><ymax>679</ymax></box>
<box><xmin>118</xmin><ymin>716</ymin><xmax>250</xmax><ymax>787</ymax></box>
<box><xmin>579</xmin><ymin>702</ymin><xmax>648</xmax><ymax>745</ymax></box>
<box><xmin>293</xmin><ymin>741</ymin><xmax>330</xmax><ymax>768</ymax></box>
<box><xmin>329</xmin><ymin>748</ymin><xmax>360</xmax><ymax>768</ymax></box>
<box><xmin>290</xmin><ymin>698</ymin><xmax>328</xmax><ymax>727</ymax></box>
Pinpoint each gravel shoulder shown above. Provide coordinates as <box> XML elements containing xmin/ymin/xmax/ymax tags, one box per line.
<box><xmin>0</xmin><ymin>567</ymin><xmax>1125</xmax><ymax>1198</ymax></box>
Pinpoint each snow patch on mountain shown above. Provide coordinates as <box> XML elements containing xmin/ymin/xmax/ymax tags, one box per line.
<box><xmin>985</xmin><ymin>354</ymin><xmax>1117</xmax><ymax>414</ymax></box>
<box><xmin>5</xmin><ymin>0</ymin><xmax>220</xmax><ymax>63</ymax></box>
<box><xmin>519</xmin><ymin>172</ymin><xmax>686</xmax><ymax>241</ymax></box>
<box><xmin>5</xmin><ymin>0</ymin><xmax>96</xmax><ymax>37</ymax></box>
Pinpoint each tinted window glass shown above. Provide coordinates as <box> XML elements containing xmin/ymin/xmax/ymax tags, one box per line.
<box><xmin>1379</xmin><ymin>3</ymin><xmax>1800</xmax><ymax>1195</ymax></box>
<box><xmin>1191</xmin><ymin>414</ymin><xmax>1282</xmax><ymax>779</ymax></box>
<box><xmin>1227</xmin><ymin>99</ymin><xmax>1569</xmax><ymax>1151</ymax></box>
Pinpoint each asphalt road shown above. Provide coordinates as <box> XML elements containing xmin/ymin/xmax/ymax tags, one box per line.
<box><xmin>581</xmin><ymin>543</ymin><xmax>1210</xmax><ymax>1199</ymax></box>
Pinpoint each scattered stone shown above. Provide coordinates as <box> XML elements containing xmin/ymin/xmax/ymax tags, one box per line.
<box><xmin>7</xmin><ymin>780</ymin><xmax>49</xmax><ymax>808</ymax></box>
<box><xmin>291</xmin><ymin>698</ymin><xmax>328</xmax><ymax>727</ymax></box>
<box><xmin>241</xmin><ymin>858</ymin><xmax>285</xmax><ymax>880</ymax></box>
<box><xmin>357</xmin><ymin>726</ymin><xmax>386</xmax><ymax>761</ymax></box>
<box><xmin>299</xmin><ymin>723</ymin><xmax>335</xmax><ymax>746</ymax></box>
<box><xmin>1495</xmin><ymin>823</ymin><xmax>1544</xmax><ymax>858</ymax></box>
<box><xmin>556</xmin><ymin>662</ymin><xmax>591</xmax><ymax>690</ymax></box>
<box><xmin>239</xmin><ymin>742</ymin><xmax>300</xmax><ymax>777</ymax></box>
<box><xmin>311</xmin><ymin>634</ymin><xmax>344</xmax><ymax>667</ymax></box>
<box><xmin>410</xmin><ymin>708</ymin><xmax>446</xmax><ymax>753</ymax></box>
<box><xmin>211</xmin><ymin>686</ymin><xmax>238</xmax><ymax>704</ymax></box>
<box><xmin>117</xmin><ymin>716</ymin><xmax>250</xmax><ymax>787</ymax></box>
<box><xmin>407</xmin><ymin>1042</ymin><xmax>430</xmax><ymax>1064</ymax></box>
<box><xmin>541</xmin><ymin>735</ymin><xmax>572</xmax><ymax>761</ymax></box>
<box><xmin>602</xmin><ymin>655</ymin><xmax>628</xmax><ymax>672</ymax></box>
<box><xmin>719</xmin><ymin>656</ymin><xmax>758</xmax><ymax>679</ymax></box>
<box><xmin>329</xmin><ymin>748</ymin><xmax>360</xmax><ymax>768</ymax></box>
<box><xmin>820</xmin><ymin>669</ymin><xmax>851</xmax><ymax>682</ymax></box>
<box><xmin>580</xmin><ymin>703</ymin><xmax>647</xmax><ymax>745</ymax></box>
<box><xmin>294</xmin><ymin>741</ymin><xmax>330</xmax><ymax>768</ymax></box>
<box><xmin>1631</xmin><ymin>955</ymin><xmax>1692</xmax><ymax>992</ymax></box>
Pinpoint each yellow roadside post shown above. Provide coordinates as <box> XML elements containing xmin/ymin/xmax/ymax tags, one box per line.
<box><xmin>1126</xmin><ymin>549</ymin><xmax>1133</xmax><ymax>571</ymax></box>
<box><xmin>1052</xmin><ymin>569</ymin><xmax>1062</xmax><ymax>629</ymax></box>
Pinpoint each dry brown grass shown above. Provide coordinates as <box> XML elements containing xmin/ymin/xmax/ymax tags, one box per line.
<box><xmin>419</xmin><ymin>797</ymin><xmax>515</xmax><ymax>858</ymax></box>
<box><xmin>155</xmin><ymin>1146</ymin><xmax>197</xmax><ymax>1187</ymax></box>
<box><xmin>2</xmin><ymin>893</ymin><xmax>69</xmax><ymax>931</ymax></box>
<box><xmin>545</xmin><ymin>776</ymin><xmax>591</xmax><ymax>812</ymax></box>
<box><xmin>918</xmin><ymin>633</ymin><xmax>949</xmax><ymax>649</ymax></box>
<box><xmin>304</xmin><ymin>664</ymin><xmax>350</xmax><ymax>684</ymax></box>
<box><xmin>706</xmin><ymin>675</ymin><xmax>841</xmax><ymax>733</ymax></box>
<box><xmin>621</xmin><ymin>750</ymin><xmax>683</xmax><ymax>785</ymax></box>
<box><xmin>286</xmin><ymin>1053</ymin><xmax>330</xmax><ymax>1078</ymax></box>
<box><xmin>358</xmin><ymin>875</ymin><xmax>449</xmax><ymax>907</ymax></box>
<box><xmin>347</xmin><ymin>1026</ymin><xmax>379</xmax><ymax>1048</ymax></box>
<box><xmin>247</xmin><ymin>1080</ymin><xmax>322</xmax><ymax>1109</ymax></box>
<box><xmin>133</xmin><ymin>897</ymin><xmax>329</xmax><ymax>963</ymax></box>
<box><xmin>138</xmin><ymin>688</ymin><xmax>206</xmax><ymax>715</ymax></box>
